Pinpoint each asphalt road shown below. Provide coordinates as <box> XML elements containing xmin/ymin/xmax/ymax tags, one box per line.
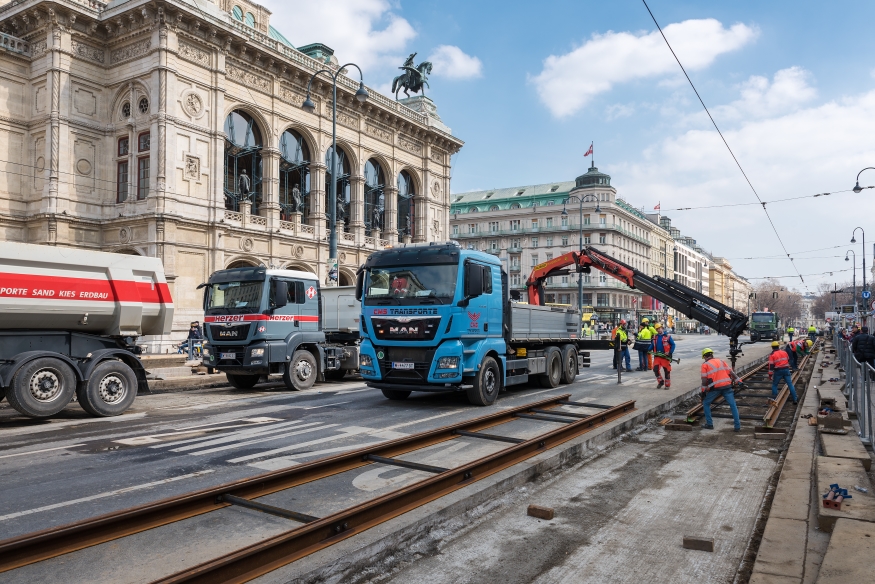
<box><xmin>0</xmin><ymin>334</ymin><xmax>753</xmax><ymax>554</ymax></box>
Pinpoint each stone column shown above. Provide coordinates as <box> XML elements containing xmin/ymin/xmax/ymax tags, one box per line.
<box><xmin>309</xmin><ymin>161</ymin><xmax>326</xmax><ymax>237</ymax></box>
<box><xmin>156</xmin><ymin>18</ymin><xmax>169</xmax><ymax>214</ymax></box>
<box><xmin>349</xmin><ymin>174</ymin><xmax>365</xmax><ymax>242</ymax></box>
<box><xmin>262</xmin><ymin>147</ymin><xmax>280</xmax><ymax>227</ymax></box>
<box><xmin>384</xmin><ymin>185</ymin><xmax>398</xmax><ymax>244</ymax></box>
<box><xmin>44</xmin><ymin>19</ymin><xmax>62</xmax><ymax>217</ymax></box>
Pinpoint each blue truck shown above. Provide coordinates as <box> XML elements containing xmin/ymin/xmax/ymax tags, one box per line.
<box><xmin>355</xmin><ymin>242</ymin><xmax>605</xmax><ymax>405</ymax></box>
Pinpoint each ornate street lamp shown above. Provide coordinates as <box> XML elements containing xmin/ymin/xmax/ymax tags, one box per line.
<box><xmin>303</xmin><ymin>68</ymin><xmax>368</xmax><ymax>283</ymax></box>
<box><xmin>852</xmin><ymin>167</ymin><xmax>875</xmax><ymax>193</ymax></box>
<box><xmin>852</xmin><ymin>227</ymin><xmax>867</xmax><ymax>323</ymax></box>
<box><xmin>846</xmin><ymin>250</ymin><xmax>857</xmax><ymax>315</ymax></box>
<box><xmin>561</xmin><ymin>194</ymin><xmax>601</xmax><ymax>317</ymax></box>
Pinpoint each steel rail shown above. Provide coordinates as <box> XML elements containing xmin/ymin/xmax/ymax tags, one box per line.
<box><xmin>685</xmin><ymin>361</ymin><xmax>769</xmax><ymax>420</ymax></box>
<box><xmin>762</xmin><ymin>341</ymin><xmax>818</xmax><ymax>427</ymax></box>
<box><xmin>0</xmin><ymin>394</ymin><xmax>634</xmax><ymax>574</ymax></box>
<box><xmin>152</xmin><ymin>399</ymin><xmax>636</xmax><ymax>584</ymax></box>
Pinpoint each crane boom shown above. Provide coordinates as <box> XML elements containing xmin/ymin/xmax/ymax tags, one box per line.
<box><xmin>526</xmin><ymin>246</ymin><xmax>749</xmax><ymax>365</ymax></box>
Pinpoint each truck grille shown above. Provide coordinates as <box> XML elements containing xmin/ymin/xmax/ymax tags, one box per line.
<box><xmin>372</xmin><ymin>318</ymin><xmax>440</xmax><ymax>341</ymax></box>
<box><xmin>378</xmin><ymin>347</ymin><xmax>436</xmax><ymax>381</ymax></box>
<box><xmin>209</xmin><ymin>323</ymin><xmax>252</xmax><ymax>341</ymax></box>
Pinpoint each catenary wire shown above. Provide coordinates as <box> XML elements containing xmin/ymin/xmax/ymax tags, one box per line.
<box><xmin>663</xmin><ymin>187</ymin><xmax>871</xmax><ymax>211</ymax></box>
<box><xmin>641</xmin><ymin>0</ymin><xmax>808</xmax><ymax>290</ymax></box>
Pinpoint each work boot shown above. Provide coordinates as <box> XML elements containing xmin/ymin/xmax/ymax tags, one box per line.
<box><xmin>656</xmin><ymin>379</ymin><xmax>664</xmax><ymax>389</ymax></box>
<box><xmin>665</xmin><ymin>380</ymin><xmax>671</xmax><ymax>389</ymax></box>
<box><xmin>625</xmin><ymin>368</ymin><xmax>633</xmax><ymax>372</ymax></box>
<box><xmin>701</xmin><ymin>424</ymin><xmax>714</xmax><ymax>430</ymax></box>
<box><xmin>733</xmin><ymin>427</ymin><xmax>742</xmax><ymax>432</ymax></box>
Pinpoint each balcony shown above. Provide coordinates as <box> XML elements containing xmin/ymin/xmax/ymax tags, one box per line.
<box><xmin>508</xmin><ymin>246</ymin><xmax>522</xmax><ymax>253</ymax></box>
<box><xmin>509</xmin><ymin>265</ymin><xmax>521</xmax><ymax>272</ymax></box>
<box><xmin>486</xmin><ymin>248</ymin><xmax>502</xmax><ymax>256</ymax></box>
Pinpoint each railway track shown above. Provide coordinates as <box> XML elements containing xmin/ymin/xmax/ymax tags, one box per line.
<box><xmin>0</xmin><ymin>394</ymin><xmax>636</xmax><ymax>583</ymax></box>
<box><xmin>685</xmin><ymin>341</ymin><xmax>818</xmax><ymax>430</ymax></box>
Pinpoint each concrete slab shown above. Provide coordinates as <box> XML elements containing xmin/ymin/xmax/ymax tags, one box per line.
<box><xmin>770</xmin><ymin>478</ymin><xmax>813</xmax><ymax>521</ymax></box>
<box><xmin>815</xmin><ymin>518</ymin><xmax>875</xmax><ymax>583</ymax></box>
<box><xmin>749</xmin><ymin>574</ymin><xmax>800</xmax><ymax>584</ymax></box>
<box><xmin>816</xmin><ymin>456</ymin><xmax>875</xmax><ymax>532</ymax></box>
<box><xmin>819</xmin><ymin>431</ymin><xmax>872</xmax><ymax>471</ymax></box>
<box><xmin>752</xmin><ymin>517</ymin><xmax>807</xmax><ymax>579</ymax></box>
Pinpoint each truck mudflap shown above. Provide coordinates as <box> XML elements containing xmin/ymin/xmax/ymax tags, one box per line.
<box><xmin>365</xmin><ymin>381</ymin><xmax>471</xmax><ymax>393</ymax></box>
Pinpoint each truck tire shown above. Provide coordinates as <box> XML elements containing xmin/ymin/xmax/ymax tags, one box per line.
<box><xmin>283</xmin><ymin>350</ymin><xmax>317</xmax><ymax>391</ymax></box>
<box><xmin>0</xmin><ymin>386</ymin><xmax>4</xmax><ymax>402</ymax></box>
<box><xmin>538</xmin><ymin>347</ymin><xmax>562</xmax><ymax>388</ymax></box>
<box><xmin>226</xmin><ymin>373</ymin><xmax>260</xmax><ymax>390</ymax></box>
<box><xmin>560</xmin><ymin>344</ymin><xmax>578</xmax><ymax>384</ymax></box>
<box><xmin>7</xmin><ymin>357</ymin><xmax>77</xmax><ymax>418</ymax></box>
<box><xmin>77</xmin><ymin>360</ymin><xmax>138</xmax><ymax>417</ymax></box>
<box><xmin>467</xmin><ymin>356</ymin><xmax>501</xmax><ymax>406</ymax></box>
<box><xmin>381</xmin><ymin>388</ymin><xmax>411</xmax><ymax>400</ymax></box>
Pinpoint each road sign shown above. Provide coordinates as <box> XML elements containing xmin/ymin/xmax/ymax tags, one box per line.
<box><xmin>871</xmin><ymin>299</ymin><xmax>875</xmax><ymax>311</ymax></box>
<box><xmin>863</xmin><ymin>290</ymin><xmax>871</xmax><ymax>300</ymax></box>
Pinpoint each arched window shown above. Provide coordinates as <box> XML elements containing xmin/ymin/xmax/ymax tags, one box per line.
<box><xmin>325</xmin><ymin>146</ymin><xmax>351</xmax><ymax>232</ymax></box>
<box><xmin>469</xmin><ymin>207</ymin><xmax>479</xmax><ymax>213</ymax></box>
<box><xmin>278</xmin><ymin>129</ymin><xmax>310</xmax><ymax>221</ymax></box>
<box><xmin>245</xmin><ymin>12</ymin><xmax>256</xmax><ymax>27</ymax></box>
<box><xmin>364</xmin><ymin>159</ymin><xmax>385</xmax><ymax>235</ymax></box>
<box><xmin>232</xmin><ymin>6</ymin><xmax>243</xmax><ymax>20</ymax></box>
<box><xmin>397</xmin><ymin>170</ymin><xmax>415</xmax><ymax>237</ymax></box>
<box><xmin>489</xmin><ymin>205</ymin><xmax>499</xmax><ymax>211</ymax></box>
<box><xmin>224</xmin><ymin>110</ymin><xmax>262</xmax><ymax>214</ymax></box>
<box><xmin>510</xmin><ymin>202</ymin><xmax>521</xmax><ymax>210</ymax></box>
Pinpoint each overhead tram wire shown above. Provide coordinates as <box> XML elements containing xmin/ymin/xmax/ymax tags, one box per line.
<box><xmin>746</xmin><ymin>267</ymin><xmax>853</xmax><ymax>280</ymax></box>
<box><xmin>663</xmin><ymin>186</ymin><xmax>871</xmax><ymax>212</ymax></box>
<box><xmin>641</xmin><ymin>0</ymin><xmax>808</xmax><ymax>290</ymax></box>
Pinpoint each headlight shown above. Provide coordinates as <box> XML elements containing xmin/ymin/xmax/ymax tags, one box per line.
<box><xmin>360</xmin><ymin>354</ymin><xmax>373</xmax><ymax>367</ymax></box>
<box><xmin>438</xmin><ymin>356</ymin><xmax>459</xmax><ymax>369</ymax></box>
<box><xmin>251</xmin><ymin>348</ymin><xmax>264</xmax><ymax>357</ymax></box>
<box><xmin>202</xmin><ymin>347</ymin><xmax>210</xmax><ymax>357</ymax></box>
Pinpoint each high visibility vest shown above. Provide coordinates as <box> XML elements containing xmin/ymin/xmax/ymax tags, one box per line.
<box><xmin>769</xmin><ymin>349</ymin><xmax>791</xmax><ymax>370</ymax></box>
<box><xmin>808</xmin><ymin>326</ymin><xmax>816</xmax><ymax>333</ymax></box>
<box><xmin>612</xmin><ymin>327</ymin><xmax>627</xmax><ymax>343</ymax></box>
<box><xmin>648</xmin><ymin>325</ymin><xmax>658</xmax><ymax>337</ymax></box>
<box><xmin>788</xmin><ymin>340</ymin><xmax>798</xmax><ymax>352</ymax></box>
<box><xmin>787</xmin><ymin>327</ymin><xmax>794</xmax><ymax>333</ymax></box>
<box><xmin>638</xmin><ymin>328</ymin><xmax>652</xmax><ymax>341</ymax></box>
<box><xmin>701</xmin><ymin>358</ymin><xmax>732</xmax><ymax>390</ymax></box>
<box><xmin>653</xmin><ymin>334</ymin><xmax>672</xmax><ymax>355</ymax></box>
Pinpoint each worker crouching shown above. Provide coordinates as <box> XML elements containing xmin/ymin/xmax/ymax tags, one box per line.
<box><xmin>700</xmin><ymin>348</ymin><xmax>744</xmax><ymax>431</ymax></box>
<box><xmin>651</xmin><ymin>323</ymin><xmax>675</xmax><ymax>389</ymax></box>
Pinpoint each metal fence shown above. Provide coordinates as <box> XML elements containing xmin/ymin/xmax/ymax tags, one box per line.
<box><xmin>834</xmin><ymin>335</ymin><xmax>874</xmax><ymax>446</ymax></box>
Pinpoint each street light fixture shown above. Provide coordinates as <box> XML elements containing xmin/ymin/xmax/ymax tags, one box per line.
<box><xmin>852</xmin><ymin>226</ymin><xmax>867</xmax><ymax>325</ymax></box>
<box><xmin>561</xmin><ymin>194</ymin><xmax>601</xmax><ymax>319</ymax></box>
<box><xmin>853</xmin><ymin>167</ymin><xmax>875</xmax><ymax>193</ymax></box>
<box><xmin>302</xmin><ymin>64</ymin><xmax>369</xmax><ymax>283</ymax></box>
<box><xmin>846</xmin><ymin>250</ymin><xmax>857</xmax><ymax>316</ymax></box>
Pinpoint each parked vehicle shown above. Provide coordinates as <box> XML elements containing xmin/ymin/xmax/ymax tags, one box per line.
<box><xmin>0</xmin><ymin>242</ymin><xmax>173</xmax><ymax>417</ymax></box>
<box><xmin>200</xmin><ymin>267</ymin><xmax>360</xmax><ymax>390</ymax></box>
<box><xmin>749</xmin><ymin>311</ymin><xmax>780</xmax><ymax>342</ymax></box>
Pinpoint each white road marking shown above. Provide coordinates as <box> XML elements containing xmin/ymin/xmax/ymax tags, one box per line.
<box><xmin>383</xmin><ymin>410</ymin><xmax>465</xmax><ymax>431</ymax></box>
<box><xmin>116</xmin><ymin>417</ymin><xmax>284</xmax><ymax>446</ymax></box>
<box><xmin>0</xmin><ymin>413</ymin><xmax>147</xmax><ymax>437</ymax></box>
<box><xmin>247</xmin><ymin>441</ymin><xmax>386</xmax><ymax>471</ymax></box>
<box><xmin>226</xmin><ymin>426</ymin><xmax>402</xmax><ymax>463</ymax></box>
<box><xmin>148</xmin><ymin>419</ymin><xmax>315</xmax><ymax>450</ymax></box>
<box><xmin>304</xmin><ymin>401</ymin><xmax>351</xmax><ymax>409</ymax></box>
<box><xmin>0</xmin><ymin>470</ymin><xmax>214</xmax><ymax>522</ymax></box>
<box><xmin>0</xmin><ymin>444</ymin><xmax>85</xmax><ymax>459</ymax></box>
<box><xmin>352</xmin><ymin>441</ymin><xmax>470</xmax><ymax>492</ymax></box>
<box><xmin>183</xmin><ymin>424</ymin><xmax>338</xmax><ymax>456</ymax></box>
<box><xmin>175</xmin><ymin>417</ymin><xmax>281</xmax><ymax>431</ymax></box>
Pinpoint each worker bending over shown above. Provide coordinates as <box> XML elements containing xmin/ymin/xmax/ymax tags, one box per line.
<box><xmin>651</xmin><ymin>323</ymin><xmax>675</xmax><ymax>389</ymax></box>
<box><xmin>769</xmin><ymin>341</ymin><xmax>799</xmax><ymax>404</ymax></box>
<box><xmin>700</xmin><ymin>348</ymin><xmax>743</xmax><ymax>431</ymax></box>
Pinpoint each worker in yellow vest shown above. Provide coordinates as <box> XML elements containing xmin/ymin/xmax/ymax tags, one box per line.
<box><xmin>786</xmin><ymin>326</ymin><xmax>795</xmax><ymax>342</ymax></box>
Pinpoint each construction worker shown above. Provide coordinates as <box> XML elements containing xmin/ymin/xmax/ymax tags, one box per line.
<box><xmin>808</xmin><ymin>324</ymin><xmax>817</xmax><ymax>341</ymax></box>
<box><xmin>785</xmin><ymin>339</ymin><xmax>800</xmax><ymax>371</ymax></box>
<box><xmin>651</xmin><ymin>323</ymin><xmax>675</xmax><ymax>389</ymax></box>
<box><xmin>616</xmin><ymin>320</ymin><xmax>632</xmax><ymax>372</ymax></box>
<box><xmin>769</xmin><ymin>341</ymin><xmax>798</xmax><ymax>404</ymax></box>
<box><xmin>700</xmin><ymin>348</ymin><xmax>743</xmax><ymax>431</ymax></box>
<box><xmin>643</xmin><ymin>318</ymin><xmax>657</xmax><ymax>368</ymax></box>
<box><xmin>635</xmin><ymin>322</ymin><xmax>653</xmax><ymax>371</ymax></box>
<box><xmin>787</xmin><ymin>326</ymin><xmax>795</xmax><ymax>342</ymax></box>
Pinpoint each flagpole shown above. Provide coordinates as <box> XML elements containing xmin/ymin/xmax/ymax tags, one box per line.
<box><xmin>591</xmin><ymin>142</ymin><xmax>594</xmax><ymax>169</ymax></box>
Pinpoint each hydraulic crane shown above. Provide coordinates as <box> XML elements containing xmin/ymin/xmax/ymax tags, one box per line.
<box><xmin>526</xmin><ymin>246</ymin><xmax>750</xmax><ymax>368</ymax></box>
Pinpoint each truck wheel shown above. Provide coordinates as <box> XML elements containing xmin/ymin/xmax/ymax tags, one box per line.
<box><xmin>324</xmin><ymin>369</ymin><xmax>347</xmax><ymax>381</ymax></box>
<box><xmin>560</xmin><ymin>344</ymin><xmax>578</xmax><ymax>384</ymax></box>
<box><xmin>0</xmin><ymin>386</ymin><xmax>4</xmax><ymax>403</ymax></box>
<box><xmin>381</xmin><ymin>388</ymin><xmax>411</xmax><ymax>400</ymax></box>
<box><xmin>467</xmin><ymin>356</ymin><xmax>501</xmax><ymax>406</ymax></box>
<box><xmin>283</xmin><ymin>350</ymin><xmax>317</xmax><ymax>391</ymax></box>
<box><xmin>77</xmin><ymin>360</ymin><xmax>138</xmax><ymax>417</ymax></box>
<box><xmin>226</xmin><ymin>373</ymin><xmax>260</xmax><ymax>390</ymax></box>
<box><xmin>7</xmin><ymin>357</ymin><xmax>77</xmax><ymax>418</ymax></box>
<box><xmin>538</xmin><ymin>347</ymin><xmax>562</xmax><ymax>388</ymax></box>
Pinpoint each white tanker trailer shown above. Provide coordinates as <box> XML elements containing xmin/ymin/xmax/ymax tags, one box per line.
<box><xmin>0</xmin><ymin>242</ymin><xmax>173</xmax><ymax>417</ymax></box>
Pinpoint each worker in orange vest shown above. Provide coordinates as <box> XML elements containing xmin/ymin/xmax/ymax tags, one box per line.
<box><xmin>700</xmin><ymin>348</ymin><xmax>743</xmax><ymax>431</ymax></box>
<box><xmin>769</xmin><ymin>341</ymin><xmax>798</xmax><ymax>404</ymax></box>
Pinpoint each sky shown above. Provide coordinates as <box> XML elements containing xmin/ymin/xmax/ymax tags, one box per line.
<box><xmin>264</xmin><ymin>0</ymin><xmax>875</xmax><ymax>296</ymax></box>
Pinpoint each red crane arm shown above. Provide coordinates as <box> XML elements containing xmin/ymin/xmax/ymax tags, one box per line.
<box><xmin>525</xmin><ymin>248</ymin><xmax>635</xmax><ymax>306</ymax></box>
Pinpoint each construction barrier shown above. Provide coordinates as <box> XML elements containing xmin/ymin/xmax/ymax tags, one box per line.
<box><xmin>835</xmin><ymin>335</ymin><xmax>875</xmax><ymax>446</ymax></box>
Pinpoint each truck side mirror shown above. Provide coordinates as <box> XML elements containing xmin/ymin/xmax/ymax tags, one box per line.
<box><xmin>465</xmin><ymin>263</ymin><xmax>484</xmax><ymax>299</ymax></box>
<box><xmin>355</xmin><ymin>270</ymin><xmax>364</xmax><ymax>301</ymax></box>
<box><xmin>273</xmin><ymin>281</ymin><xmax>288</xmax><ymax>309</ymax></box>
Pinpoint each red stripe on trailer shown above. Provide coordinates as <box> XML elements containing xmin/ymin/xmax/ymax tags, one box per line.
<box><xmin>0</xmin><ymin>272</ymin><xmax>172</xmax><ymax>304</ymax></box>
<box><xmin>204</xmin><ymin>315</ymin><xmax>319</xmax><ymax>323</ymax></box>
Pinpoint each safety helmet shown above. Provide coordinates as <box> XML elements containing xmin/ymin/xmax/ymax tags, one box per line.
<box><xmin>771</xmin><ymin>341</ymin><xmax>780</xmax><ymax>348</ymax></box>
<box><xmin>806</xmin><ymin>340</ymin><xmax>813</xmax><ymax>347</ymax></box>
<box><xmin>702</xmin><ymin>348</ymin><xmax>714</xmax><ymax>357</ymax></box>
<box><xmin>620</xmin><ymin>319</ymin><xmax>627</xmax><ymax>325</ymax></box>
<box><xmin>642</xmin><ymin>318</ymin><xmax>650</xmax><ymax>323</ymax></box>
<box><xmin>655</xmin><ymin>322</ymin><xmax>663</xmax><ymax>329</ymax></box>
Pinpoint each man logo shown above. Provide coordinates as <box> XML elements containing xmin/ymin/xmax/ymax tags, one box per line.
<box><xmin>389</xmin><ymin>326</ymin><xmax>419</xmax><ymax>335</ymax></box>
<box><xmin>467</xmin><ymin>311</ymin><xmax>481</xmax><ymax>329</ymax></box>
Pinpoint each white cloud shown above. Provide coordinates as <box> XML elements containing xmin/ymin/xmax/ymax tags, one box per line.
<box><xmin>264</xmin><ymin>0</ymin><xmax>416</xmax><ymax>72</ymax></box>
<box><xmin>605</xmin><ymin>103</ymin><xmax>636</xmax><ymax>120</ymax></box>
<box><xmin>426</xmin><ymin>45</ymin><xmax>483</xmax><ymax>79</ymax></box>
<box><xmin>530</xmin><ymin>19</ymin><xmax>758</xmax><ymax>118</ymax></box>
<box><xmin>711</xmin><ymin>66</ymin><xmax>817</xmax><ymax>121</ymax></box>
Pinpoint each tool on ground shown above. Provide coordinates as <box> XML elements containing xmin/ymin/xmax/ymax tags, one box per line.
<box><xmin>822</xmin><ymin>483</ymin><xmax>852</xmax><ymax>509</ymax></box>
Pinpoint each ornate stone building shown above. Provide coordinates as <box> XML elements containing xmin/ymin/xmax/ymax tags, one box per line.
<box><xmin>0</xmin><ymin>0</ymin><xmax>462</xmax><ymax>342</ymax></box>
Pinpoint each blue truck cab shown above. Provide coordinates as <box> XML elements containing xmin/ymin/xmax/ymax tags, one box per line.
<box><xmin>356</xmin><ymin>242</ymin><xmax>595</xmax><ymax>406</ymax></box>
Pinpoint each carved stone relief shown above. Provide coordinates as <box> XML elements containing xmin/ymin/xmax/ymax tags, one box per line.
<box><xmin>178</xmin><ymin>41</ymin><xmax>210</xmax><ymax>67</ymax></box>
<box><xmin>365</xmin><ymin>122</ymin><xmax>392</xmax><ymax>144</ymax></box>
<box><xmin>111</xmin><ymin>40</ymin><xmax>151</xmax><ymax>65</ymax></box>
<box><xmin>398</xmin><ymin>134</ymin><xmax>423</xmax><ymax>155</ymax></box>
<box><xmin>71</xmin><ymin>40</ymin><xmax>104</xmax><ymax>64</ymax></box>
<box><xmin>430</xmin><ymin>147</ymin><xmax>446</xmax><ymax>164</ymax></box>
<box><xmin>240</xmin><ymin>237</ymin><xmax>254</xmax><ymax>252</ymax></box>
<box><xmin>294</xmin><ymin>245</ymin><xmax>304</xmax><ymax>258</ymax></box>
<box><xmin>119</xmin><ymin>227</ymin><xmax>131</xmax><ymax>243</ymax></box>
<box><xmin>430</xmin><ymin>180</ymin><xmax>441</xmax><ymax>199</ymax></box>
<box><xmin>31</xmin><ymin>41</ymin><xmax>47</xmax><ymax>58</ymax></box>
<box><xmin>226</xmin><ymin>64</ymin><xmax>270</xmax><ymax>92</ymax></box>
<box><xmin>180</xmin><ymin>89</ymin><xmax>205</xmax><ymax>118</ymax></box>
<box><xmin>278</xmin><ymin>85</ymin><xmax>304</xmax><ymax>107</ymax></box>
<box><xmin>184</xmin><ymin>155</ymin><xmax>200</xmax><ymax>180</ymax></box>
<box><xmin>76</xmin><ymin>159</ymin><xmax>92</xmax><ymax>175</ymax></box>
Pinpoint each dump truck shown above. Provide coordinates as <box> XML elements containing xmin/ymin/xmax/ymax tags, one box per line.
<box><xmin>200</xmin><ymin>267</ymin><xmax>360</xmax><ymax>390</ymax></box>
<box><xmin>0</xmin><ymin>242</ymin><xmax>174</xmax><ymax>417</ymax></box>
<box><xmin>749</xmin><ymin>311</ymin><xmax>780</xmax><ymax>342</ymax></box>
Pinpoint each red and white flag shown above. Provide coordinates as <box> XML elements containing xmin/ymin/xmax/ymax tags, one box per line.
<box><xmin>584</xmin><ymin>143</ymin><xmax>593</xmax><ymax>157</ymax></box>
<box><xmin>654</xmin><ymin>202</ymin><xmax>661</xmax><ymax>210</ymax></box>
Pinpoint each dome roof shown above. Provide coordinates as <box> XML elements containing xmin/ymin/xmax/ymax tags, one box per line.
<box><xmin>574</xmin><ymin>166</ymin><xmax>611</xmax><ymax>189</ymax></box>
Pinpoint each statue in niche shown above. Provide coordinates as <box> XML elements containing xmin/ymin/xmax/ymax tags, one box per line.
<box><xmin>336</xmin><ymin>197</ymin><xmax>347</xmax><ymax>224</ymax></box>
<box><xmin>372</xmin><ymin>192</ymin><xmax>385</xmax><ymax>230</ymax></box>
<box><xmin>404</xmin><ymin>213</ymin><xmax>411</xmax><ymax>236</ymax></box>
<box><xmin>237</xmin><ymin>169</ymin><xmax>251</xmax><ymax>198</ymax></box>
<box><xmin>291</xmin><ymin>185</ymin><xmax>302</xmax><ymax>213</ymax></box>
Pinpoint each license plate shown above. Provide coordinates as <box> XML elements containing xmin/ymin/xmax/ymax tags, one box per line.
<box><xmin>220</xmin><ymin>352</ymin><xmax>236</xmax><ymax>360</ymax></box>
<box><xmin>392</xmin><ymin>362</ymin><xmax>415</xmax><ymax>370</ymax></box>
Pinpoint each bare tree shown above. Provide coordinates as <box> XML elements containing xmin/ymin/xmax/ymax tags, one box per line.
<box><xmin>810</xmin><ymin>281</ymin><xmax>854</xmax><ymax>319</ymax></box>
<box><xmin>751</xmin><ymin>279</ymin><xmax>803</xmax><ymax>322</ymax></box>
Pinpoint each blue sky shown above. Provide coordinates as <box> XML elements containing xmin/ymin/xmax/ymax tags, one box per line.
<box><xmin>267</xmin><ymin>0</ymin><xmax>875</xmax><ymax>294</ymax></box>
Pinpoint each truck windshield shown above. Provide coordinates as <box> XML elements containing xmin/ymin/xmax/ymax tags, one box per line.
<box><xmin>751</xmin><ymin>314</ymin><xmax>775</xmax><ymax>322</ymax></box>
<box><xmin>365</xmin><ymin>264</ymin><xmax>458</xmax><ymax>305</ymax></box>
<box><xmin>206</xmin><ymin>281</ymin><xmax>263</xmax><ymax>314</ymax></box>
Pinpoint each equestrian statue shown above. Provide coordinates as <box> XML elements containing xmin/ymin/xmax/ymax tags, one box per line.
<box><xmin>392</xmin><ymin>53</ymin><xmax>433</xmax><ymax>100</ymax></box>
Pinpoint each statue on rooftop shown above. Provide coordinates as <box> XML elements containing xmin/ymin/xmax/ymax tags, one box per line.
<box><xmin>392</xmin><ymin>52</ymin><xmax>432</xmax><ymax>100</ymax></box>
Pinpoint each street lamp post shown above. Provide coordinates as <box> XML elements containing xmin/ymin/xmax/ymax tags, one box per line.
<box><xmin>846</xmin><ymin>250</ymin><xmax>857</xmax><ymax>316</ymax></box>
<box><xmin>561</xmin><ymin>194</ymin><xmax>601</xmax><ymax>318</ymax></box>
<box><xmin>302</xmin><ymin>65</ymin><xmax>369</xmax><ymax>283</ymax></box>
<box><xmin>852</xmin><ymin>227</ymin><xmax>867</xmax><ymax>325</ymax></box>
